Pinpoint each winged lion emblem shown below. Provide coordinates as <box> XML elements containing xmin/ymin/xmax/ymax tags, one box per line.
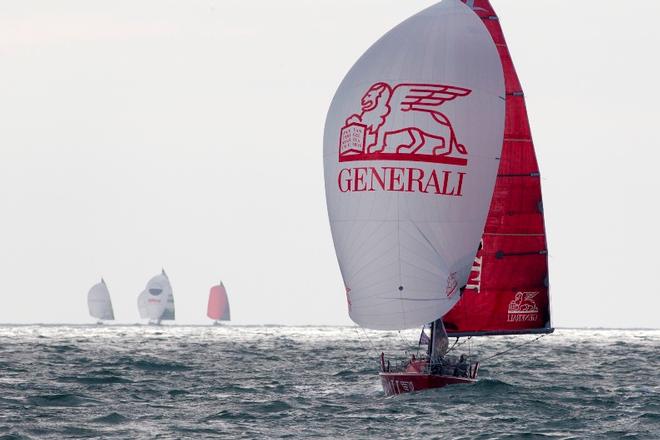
<box><xmin>340</xmin><ymin>82</ymin><xmax>471</xmax><ymax>162</ymax></box>
<box><xmin>508</xmin><ymin>291</ymin><xmax>540</xmax><ymax>314</ymax></box>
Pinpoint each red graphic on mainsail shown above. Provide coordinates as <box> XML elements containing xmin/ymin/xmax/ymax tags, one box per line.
<box><xmin>508</xmin><ymin>292</ymin><xmax>539</xmax><ymax>314</ymax></box>
<box><xmin>339</xmin><ymin>83</ymin><xmax>471</xmax><ymax>165</ymax></box>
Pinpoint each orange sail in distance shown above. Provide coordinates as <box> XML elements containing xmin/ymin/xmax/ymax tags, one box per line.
<box><xmin>207</xmin><ymin>282</ymin><xmax>230</xmax><ymax>322</ymax></box>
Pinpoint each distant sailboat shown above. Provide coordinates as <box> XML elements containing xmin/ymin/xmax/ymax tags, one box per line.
<box><xmin>207</xmin><ymin>282</ymin><xmax>230</xmax><ymax>325</ymax></box>
<box><xmin>324</xmin><ymin>0</ymin><xmax>552</xmax><ymax>396</ymax></box>
<box><xmin>138</xmin><ymin>269</ymin><xmax>175</xmax><ymax>325</ymax></box>
<box><xmin>87</xmin><ymin>278</ymin><xmax>115</xmax><ymax>324</ymax></box>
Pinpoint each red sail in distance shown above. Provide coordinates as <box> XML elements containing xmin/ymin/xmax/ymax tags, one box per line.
<box><xmin>443</xmin><ymin>0</ymin><xmax>551</xmax><ymax>336</ymax></box>
<box><xmin>207</xmin><ymin>283</ymin><xmax>230</xmax><ymax>321</ymax></box>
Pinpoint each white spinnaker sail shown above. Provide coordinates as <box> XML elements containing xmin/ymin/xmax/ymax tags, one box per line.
<box><xmin>137</xmin><ymin>271</ymin><xmax>172</xmax><ymax>321</ymax></box>
<box><xmin>323</xmin><ymin>0</ymin><xmax>505</xmax><ymax>330</ymax></box>
<box><xmin>87</xmin><ymin>279</ymin><xmax>114</xmax><ymax>320</ymax></box>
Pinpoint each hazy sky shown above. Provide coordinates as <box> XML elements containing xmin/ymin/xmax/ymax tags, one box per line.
<box><xmin>1</xmin><ymin>1</ymin><xmax>658</xmax><ymax>327</ymax></box>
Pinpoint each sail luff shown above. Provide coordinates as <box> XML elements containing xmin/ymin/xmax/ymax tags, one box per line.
<box><xmin>443</xmin><ymin>0</ymin><xmax>552</xmax><ymax>336</ymax></box>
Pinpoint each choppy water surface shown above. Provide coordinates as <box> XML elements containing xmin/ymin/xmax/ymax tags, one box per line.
<box><xmin>0</xmin><ymin>326</ymin><xmax>657</xmax><ymax>439</ymax></box>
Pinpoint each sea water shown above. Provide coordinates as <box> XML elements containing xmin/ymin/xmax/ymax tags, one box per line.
<box><xmin>0</xmin><ymin>326</ymin><xmax>657</xmax><ymax>439</ymax></box>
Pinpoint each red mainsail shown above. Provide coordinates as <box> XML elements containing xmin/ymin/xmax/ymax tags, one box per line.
<box><xmin>443</xmin><ymin>0</ymin><xmax>552</xmax><ymax>336</ymax></box>
<box><xmin>207</xmin><ymin>283</ymin><xmax>231</xmax><ymax>321</ymax></box>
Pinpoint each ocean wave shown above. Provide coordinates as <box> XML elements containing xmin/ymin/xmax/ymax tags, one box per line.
<box><xmin>119</xmin><ymin>357</ymin><xmax>192</xmax><ymax>372</ymax></box>
<box><xmin>251</xmin><ymin>399</ymin><xmax>293</xmax><ymax>414</ymax></box>
<box><xmin>473</xmin><ymin>378</ymin><xmax>515</xmax><ymax>390</ymax></box>
<box><xmin>57</xmin><ymin>426</ymin><xmax>102</xmax><ymax>437</ymax></box>
<box><xmin>167</xmin><ymin>389</ymin><xmax>188</xmax><ymax>398</ymax></box>
<box><xmin>0</xmin><ymin>397</ymin><xmax>23</xmax><ymax>408</ymax></box>
<box><xmin>202</xmin><ymin>409</ymin><xmax>257</xmax><ymax>421</ymax></box>
<box><xmin>58</xmin><ymin>375</ymin><xmax>131</xmax><ymax>385</ymax></box>
<box><xmin>0</xmin><ymin>433</ymin><xmax>34</xmax><ymax>440</ymax></box>
<box><xmin>25</xmin><ymin>393</ymin><xmax>88</xmax><ymax>407</ymax></box>
<box><xmin>90</xmin><ymin>412</ymin><xmax>129</xmax><ymax>424</ymax></box>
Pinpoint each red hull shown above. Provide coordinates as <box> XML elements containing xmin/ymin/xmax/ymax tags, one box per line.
<box><xmin>380</xmin><ymin>372</ymin><xmax>476</xmax><ymax>396</ymax></box>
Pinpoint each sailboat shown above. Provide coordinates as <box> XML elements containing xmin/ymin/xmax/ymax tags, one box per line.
<box><xmin>323</xmin><ymin>0</ymin><xmax>552</xmax><ymax>395</ymax></box>
<box><xmin>87</xmin><ymin>278</ymin><xmax>115</xmax><ymax>324</ymax></box>
<box><xmin>138</xmin><ymin>269</ymin><xmax>175</xmax><ymax>325</ymax></box>
<box><xmin>207</xmin><ymin>282</ymin><xmax>230</xmax><ymax>325</ymax></box>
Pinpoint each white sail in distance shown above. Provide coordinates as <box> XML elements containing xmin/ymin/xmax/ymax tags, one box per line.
<box><xmin>323</xmin><ymin>0</ymin><xmax>505</xmax><ymax>330</ymax></box>
<box><xmin>138</xmin><ymin>270</ymin><xmax>173</xmax><ymax>321</ymax></box>
<box><xmin>87</xmin><ymin>279</ymin><xmax>115</xmax><ymax>321</ymax></box>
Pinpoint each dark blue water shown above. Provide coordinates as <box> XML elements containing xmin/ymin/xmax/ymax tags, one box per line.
<box><xmin>0</xmin><ymin>326</ymin><xmax>657</xmax><ymax>439</ymax></box>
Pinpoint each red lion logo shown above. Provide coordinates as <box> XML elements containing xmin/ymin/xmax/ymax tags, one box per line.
<box><xmin>508</xmin><ymin>292</ymin><xmax>539</xmax><ymax>314</ymax></box>
<box><xmin>339</xmin><ymin>82</ymin><xmax>471</xmax><ymax>165</ymax></box>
